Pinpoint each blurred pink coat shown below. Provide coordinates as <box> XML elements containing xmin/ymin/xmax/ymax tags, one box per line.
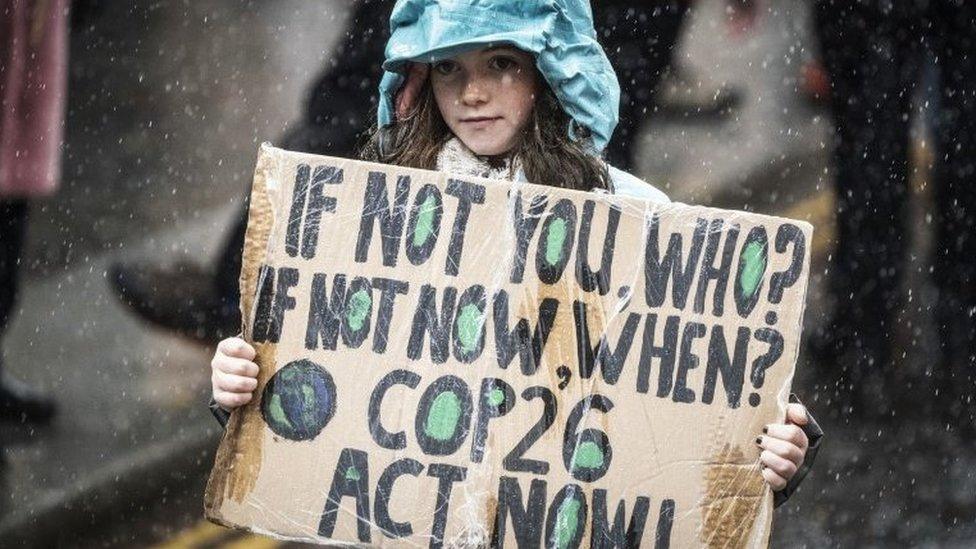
<box><xmin>0</xmin><ymin>0</ymin><xmax>69</xmax><ymax>198</ymax></box>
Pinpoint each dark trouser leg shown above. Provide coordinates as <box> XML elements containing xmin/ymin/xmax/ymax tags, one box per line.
<box><xmin>0</xmin><ymin>200</ymin><xmax>54</xmax><ymax>422</ymax></box>
<box><xmin>594</xmin><ymin>1</ymin><xmax>688</xmax><ymax>171</ymax></box>
<box><xmin>931</xmin><ymin>2</ymin><xmax>976</xmax><ymax>419</ymax></box>
<box><xmin>813</xmin><ymin>2</ymin><xmax>919</xmax><ymax>393</ymax></box>
<box><xmin>0</xmin><ymin>200</ymin><xmax>29</xmax><ymax>343</ymax></box>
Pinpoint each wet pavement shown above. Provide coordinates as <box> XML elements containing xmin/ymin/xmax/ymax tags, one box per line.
<box><xmin>2</xmin><ymin>1</ymin><xmax>974</xmax><ymax>547</ymax></box>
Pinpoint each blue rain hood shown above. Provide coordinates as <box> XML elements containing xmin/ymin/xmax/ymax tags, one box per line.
<box><xmin>377</xmin><ymin>0</ymin><xmax>620</xmax><ymax>152</ymax></box>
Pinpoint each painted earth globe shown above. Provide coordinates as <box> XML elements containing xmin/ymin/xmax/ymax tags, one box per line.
<box><xmin>261</xmin><ymin>359</ymin><xmax>337</xmax><ymax>441</ymax></box>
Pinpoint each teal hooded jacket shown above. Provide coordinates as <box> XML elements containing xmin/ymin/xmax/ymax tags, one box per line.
<box><xmin>376</xmin><ymin>0</ymin><xmax>668</xmax><ymax>202</ymax></box>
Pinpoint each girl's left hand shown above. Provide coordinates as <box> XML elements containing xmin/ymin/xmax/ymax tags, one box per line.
<box><xmin>757</xmin><ymin>403</ymin><xmax>809</xmax><ymax>491</ymax></box>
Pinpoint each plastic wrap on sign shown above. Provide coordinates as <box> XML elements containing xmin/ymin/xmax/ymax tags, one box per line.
<box><xmin>204</xmin><ymin>144</ymin><xmax>813</xmax><ymax>548</ymax></box>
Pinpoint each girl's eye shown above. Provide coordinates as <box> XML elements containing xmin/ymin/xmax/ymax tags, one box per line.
<box><xmin>488</xmin><ymin>56</ymin><xmax>518</xmax><ymax>71</ymax></box>
<box><xmin>433</xmin><ymin>61</ymin><xmax>459</xmax><ymax>75</ymax></box>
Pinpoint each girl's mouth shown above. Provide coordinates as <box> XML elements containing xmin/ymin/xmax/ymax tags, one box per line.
<box><xmin>460</xmin><ymin>116</ymin><xmax>502</xmax><ymax>129</ymax></box>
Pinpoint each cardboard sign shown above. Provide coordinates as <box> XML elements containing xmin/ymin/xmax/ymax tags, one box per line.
<box><xmin>205</xmin><ymin>144</ymin><xmax>812</xmax><ymax>548</ymax></box>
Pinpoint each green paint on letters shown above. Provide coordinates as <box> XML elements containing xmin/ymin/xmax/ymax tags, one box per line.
<box><xmin>345</xmin><ymin>466</ymin><xmax>361</xmax><ymax>481</ymax></box>
<box><xmin>413</xmin><ymin>194</ymin><xmax>437</xmax><ymax>247</ymax></box>
<box><xmin>456</xmin><ymin>304</ymin><xmax>483</xmax><ymax>353</ymax></box>
<box><xmin>424</xmin><ymin>391</ymin><xmax>462</xmax><ymax>441</ymax></box>
<box><xmin>551</xmin><ymin>497</ymin><xmax>582</xmax><ymax>549</ymax></box>
<box><xmin>739</xmin><ymin>240</ymin><xmax>767</xmax><ymax>298</ymax></box>
<box><xmin>572</xmin><ymin>441</ymin><xmax>605</xmax><ymax>469</ymax></box>
<box><xmin>345</xmin><ymin>289</ymin><xmax>372</xmax><ymax>332</ymax></box>
<box><xmin>545</xmin><ymin>218</ymin><xmax>567</xmax><ymax>266</ymax></box>
<box><xmin>268</xmin><ymin>394</ymin><xmax>292</xmax><ymax>429</ymax></box>
<box><xmin>488</xmin><ymin>388</ymin><xmax>505</xmax><ymax>407</ymax></box>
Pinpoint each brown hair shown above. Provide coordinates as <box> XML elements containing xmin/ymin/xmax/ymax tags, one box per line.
<box><xmin>360</xmin><ymin>77</ymin><xmax>611</xmax><ymax>192</ymax></box>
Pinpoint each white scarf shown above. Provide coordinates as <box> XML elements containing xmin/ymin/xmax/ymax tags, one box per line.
<box><xmin>435</xmin><ymin>138</ymin><xmax>525</xmax><ymax>181</ymax></box>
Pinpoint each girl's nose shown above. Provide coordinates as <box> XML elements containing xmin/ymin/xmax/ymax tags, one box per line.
<box><xmin>460</xmin><ymin>77</ymin><xmax>488</xmax><ymax>105</ymax></box>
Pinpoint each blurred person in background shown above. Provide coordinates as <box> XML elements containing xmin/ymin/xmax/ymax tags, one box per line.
<box><xmin>111</xmin><ymin>0</ymin><xmax>396</xmax><ymax>344</ymax></box>
<box><xmin>0</xmin><ymin>0</ymin><xmax>68</xmax><ymax>423</ymax></box>
<box><xmin>811</xmin><ymin>1</ymin><xmax>975</xmax><ymax>423</ymax></box>
<box><xmin>109</xmin><ymin>0</ymin><xmax>690</xmax><ymax>343</ymax></box>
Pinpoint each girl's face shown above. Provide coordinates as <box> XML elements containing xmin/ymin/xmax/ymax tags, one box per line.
<box><xmin>430</xmin><ymin>46</ymin><xmax>539</xmax><ymax>156</ymax></box>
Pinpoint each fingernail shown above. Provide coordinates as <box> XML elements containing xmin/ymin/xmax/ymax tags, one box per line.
<box><xmin>762</xmin><ymin>426</ymin><xmax>768</xmax><ymax>434</ymax></box>
<box><xmin>755</xmin><ymin>436</ymin><xmax>762</xmax><ymax>445</ymax></box>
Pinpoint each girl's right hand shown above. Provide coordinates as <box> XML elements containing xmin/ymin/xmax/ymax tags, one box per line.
<box><xmin>211</xmin><ymin>337</ymin><xmax>259</xmax><ymax>410</ymax></box>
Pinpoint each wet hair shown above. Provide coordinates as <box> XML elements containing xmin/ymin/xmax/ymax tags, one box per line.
<box><xmin>360</xmin><ymin>75</ymin><xmax>611</xmax><ymax>192</ymax></box>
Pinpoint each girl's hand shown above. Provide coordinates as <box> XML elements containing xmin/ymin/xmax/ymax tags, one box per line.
<box><xmin>211</xmin><ymin>337</ymin><xmax>259</xmax><ymax>411</ymax></box>
<box><xmin>757</xmin><ymin>403</ymin><xmax>810</xmax><ymax>491</ymax></box>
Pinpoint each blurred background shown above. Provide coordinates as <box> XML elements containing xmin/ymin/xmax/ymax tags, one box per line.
<box><xmin>1</xmin><ymin>0</ymin><xmax>973</xmax><ymax>546</ymax></box>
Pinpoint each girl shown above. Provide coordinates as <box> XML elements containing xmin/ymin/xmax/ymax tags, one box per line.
<box><xmin>210</xmin><ymin>0</ymin><xmax>821</xmax><ymax>507</ymax></box>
